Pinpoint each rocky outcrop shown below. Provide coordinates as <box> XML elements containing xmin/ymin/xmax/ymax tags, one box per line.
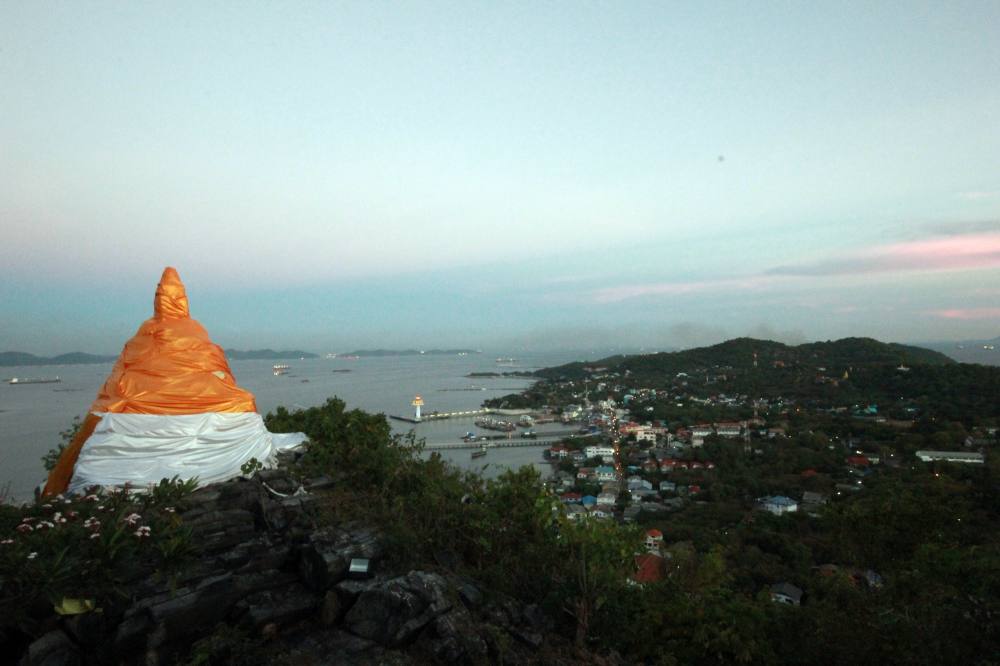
<box><xmin>8</xmin><ymin>471</ymin><xmax>564</xmax><ymax>666</ymax></box>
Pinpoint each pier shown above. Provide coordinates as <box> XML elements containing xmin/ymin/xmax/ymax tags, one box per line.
<box><xmin>390</xmin><ymin>408</ymin><xmax>490</xmax><ymax>424</ymax></box>
<box><xmin>419</xmin><ymin>431</ymin><xmax>584</xmax><ymax>451</ymax></box>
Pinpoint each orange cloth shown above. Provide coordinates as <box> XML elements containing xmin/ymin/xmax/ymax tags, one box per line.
<box><xmin>43</xmin><ymin>267</ymin><xmax>258</xmax><ymax>496</ymax></box>
<box><xmin>90</xmin><ymin>267</ymin><xmax>256</xmax><ymax>414</ymax></box>
<box><xmin>42</xmin><ymin>412</ymin><xmax>102</xmax><ymax>497</ymax></box>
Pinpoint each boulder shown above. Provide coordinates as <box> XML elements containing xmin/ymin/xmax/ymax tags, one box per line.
<box><xmin>299</xmin><ymin>525</ymin><xmax>384</xmax><ymax>591</ymax></box>
<box><xmin>344</xmin><ymin>571</ymin><xmax>452</xmax><ymax>647</ymax></box>
<box><xmin>19</xmin><ymin>629</ymin><xmax>79</xmax><ymax>666</ymax></box>
<box><xmin>238</xmin><ymin>583</ymin><xmax>319</xmax><ymax>629</ymax></box>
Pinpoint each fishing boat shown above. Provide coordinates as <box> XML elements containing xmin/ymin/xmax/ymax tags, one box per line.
<box><xmin>471</xmin><ymin>445</ymin><xmax>488</xmax><ymax>459</ymax></box>
<box><xmin>273</xmin><ymin>364</ymin><xmax>290</xmax><ymax>376</ymax></box>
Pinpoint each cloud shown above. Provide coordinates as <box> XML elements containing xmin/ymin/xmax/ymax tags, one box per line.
<box><xmin>958</xmin><ymin>191</ymin><xmax>1000</xmax><ymax>201</ymax></box>
<box><xmin>767</xmin><ymin>231</ymin><xmax>1000</xmax><ymax>277</ymax></box>
<box><xmin>927</xmin><ymin>308</ymin><xmax>1000</xmax><ymax>320</ymax></box>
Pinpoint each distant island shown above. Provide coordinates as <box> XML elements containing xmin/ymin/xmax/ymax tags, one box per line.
<box><xmin>224</xmin><ymin>349</ymin><xmax>318</xmax><ymax>360</ymax></box>
<box><xmin>342</xmin><ymin>349</ymin><xmax>480</xmax><ymax>357</ymax></box>
<box><xmin>0</xmin><ymin>351</ymin><xmax>116</xmax><ymax>367</ymax></box>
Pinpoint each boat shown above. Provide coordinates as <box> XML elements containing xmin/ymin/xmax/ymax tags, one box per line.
<box><xmin>273</xmin><ymin>364</ymin><xmax>290</xmax><ymax>376</ymax></box>
<box><xmin>9</xmin><ymin>377</ymin><xmax>61</xmax><ymax>385</ymax></box>
<box><xmin>474</xmin><ymin>416</ymin><xmax>515</xmax><ymax>432</ymax></box>
<box><xmin>518</xmin><ymin>414</ymin><xmax>535</xmax><ymax>427</ymax></box>
<box><xmin>471</xmin><ymin>446</ymin><xmax>488</xmax><ymax>459</ymax></box>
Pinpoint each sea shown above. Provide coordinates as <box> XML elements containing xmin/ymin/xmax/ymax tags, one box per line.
<box><xmin>0</xmin><ymin>351</ymin><xmax>597</xmax><ymax>503</ymax></box>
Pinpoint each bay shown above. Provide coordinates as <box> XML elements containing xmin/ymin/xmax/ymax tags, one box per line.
<box><xmin>0</xmin><ymin>351</ymin><xmax>591</xmax><ymax>502</ymax></box>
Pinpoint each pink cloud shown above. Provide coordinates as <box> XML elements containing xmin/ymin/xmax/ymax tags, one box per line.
<box><xmin>769</xmin><ymin>231</ymin><xmax>1000</xmax><ymax>276</ymax></box>
<box><xmin>928</xmin><ymin>308</ymin><xmax>1000</xmax><ymax>320</ymax></box>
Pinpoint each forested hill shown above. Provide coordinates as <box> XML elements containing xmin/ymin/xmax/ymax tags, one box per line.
<box><xmin>0</xmin><ymin>351</ymin><xmax>116</xmax><ymax>367</ymax></box>
<box><xmin>224</xmin><ymin>349</ymin><xmax>318</xmax><ymax>360</ymax></box>
<box><xmin>534</xmin><ymin>337</ymin><xmax>954</xmax><ymax>382</ymax></box>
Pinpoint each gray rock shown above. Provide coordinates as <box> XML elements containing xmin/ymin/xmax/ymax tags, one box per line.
<box><xmin>459</xmin><ymin>583</ymin><xmax>483</xmax><ymax>609</ymax></box>
<box><xmin>431</xmin><ymin>606</ymin><xmax>489</xmax><ymax>663</ymax></box>
<box><xmin>344</xmin><ymin>571</ymin><xmax>453</xmax><ymax>647</ymax></box>
<box><xmin>146</xmin><ymin>573</ymin><xmax>238</xmax><ymax>646</ymax></box>
<box><xmin>239</xmin><ymin>583</ymin><xmax>319</xmax><ymax>629</ymax></box>
<box><xmin>299</xmin><ymin>525</ymin><xmax>384</xmax><ymax>591</ymax></box>
<box><xmin>321</xmin><ymin>590</ymin><xmax>341</xmax><ymax>626</ymax></box>
<box><xmin>20</xmin><ymin>629</ymin><xmax>79</xmax><ymax>666</ymax></box>
<box><xmin>61</xmin><ymin>611</ymin><xmax>107</xmax><ymax>648</ymax></box>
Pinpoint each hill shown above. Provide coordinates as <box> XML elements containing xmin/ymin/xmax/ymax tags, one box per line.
<box><xmin>0</xmin><ymin>351</ymin><xmax>116</xmax><ymax>367</ymax></box>
<box><xmin>224</xmin><ymin>349</ymin><xmax>318</xmax><ymax>360</ymax></box>
<box><xmin>344</xmin><ymin>349</ymin><xmax>479</xmax><ymax>357</ymax></box>
<box><xmin>494</xmin><ymin>337</ymin><xmax>1000</xmax><ymax>421</ymax></box>
<box><xmin>534</xmin><ymin>337</ymin><xmax>954</xmax><ymax>382</ymax></box>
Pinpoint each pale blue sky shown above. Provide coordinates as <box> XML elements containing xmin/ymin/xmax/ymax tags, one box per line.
<box><xmin>2</xmin><ymin>2</ymin><xmax>999</xmax><ymax>353</ymax></box>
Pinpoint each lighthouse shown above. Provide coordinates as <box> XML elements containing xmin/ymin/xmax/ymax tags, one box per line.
<box><xmin>412</xmin><ymin>395</ymin><xmax>424</xmax><ymax>421</ymax></box>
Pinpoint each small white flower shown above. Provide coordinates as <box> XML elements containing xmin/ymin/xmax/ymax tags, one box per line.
<box><xmin>16</xmin><ymin>524</ymin><xmax>33</xmax><ymax>533</ymax></box>
<box><xmin>96</xmin><ymin>505</ymin><xmax>105</xmax><ymax>511</ymax></box>
<box><xmin>63</xmin><ymin>499</ymin><xmax>72</xmax><ymax>505</ymax></box>
<box><xmin>84</xmin><ymin>494</ymin><xmax>100</xmax><ymax>503</ymax></box>
<box><xmin>123</xmin><ymin>513</ymin><xmax>142</xmax><ymax>527</ymax></box>
<box><xmin>133</xmin><ymin>526</ymin><xmax>152</xmax><ymax>539</ymax></box>
<box><xmin>41</xmin><ymin>503</ymin><xmax>52</xmax><ymax>510</ymax></box>
<box><xmin>1</xmin><ymin>538</ymin><xmax>14</xmax><ymax>545</ymax></box>
<box><xmin>89</xmin><ymin>533</ymin><xmax>101</xmax><ymax>540</ymax></box>
<box><xmin>27</xmin><ymin>552</ymin><xmax>38</xmax><ymax>560</ymax></box>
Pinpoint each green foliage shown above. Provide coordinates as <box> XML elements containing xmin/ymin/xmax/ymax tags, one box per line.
<box><xmin>240</xmin><ymin>457</ymin><xmax>264</xmax><ymax>477</ymax></box>
<box><xmin>41</xmin><ymin>415</ymin><xmax>84</xmax><ymax>472</ymax></box>
<box><xmin>0</xmin><ymin>479</ymin><xmax>197</xmax><ymax>630</ymax></box>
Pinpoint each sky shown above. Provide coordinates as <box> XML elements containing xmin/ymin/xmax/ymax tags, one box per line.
<box><xmin>1</xmin><ymin>2</ymin><xmax>999</xmax><ymax>354</ymax></box>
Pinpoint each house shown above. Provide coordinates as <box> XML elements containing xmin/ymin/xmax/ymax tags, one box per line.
<box><xmin>548</xmin><ymin>445</ymin><xmax>570</xmax><ymax>459</ymax></box>
<box><xmin>802</xmin><ymin>491</ymin><xmax>828</xmax><ymax>511</ymax></box>
<box><xmin>641</xmin><ymin>459</ymin><xmax>659</xmax><ymax>473</ymax></box>
<box><xmin>846</xmin><ymin>455</ymin><xmax>869</xmax><ymax>467</ymax></box>
<box><xmin>597</xmin><ymin>492</ymin><xmax>617</xmax><ymax>506</ymax></box>
<box><xmin>631</xmin><ymin>488</ymin><xmax>659</xmax><ymax>502</ymax></box>
<box><xmin>914</xmin><ymin>450</ymin><xmax>985</xmax><ymax>464</ymax></box>
<box><xmin>596</xmin><ymin>465</ymin><xmax>617</xmax><ymax>482</ymax></box>
<box><xmin>770</xmin><ymin>582</ymin><xmax>803</xmax><ymax>606</ymax></box>
<box><xmin>705</xmin><ymin>461</ymin><xmax>716</xmax><ymax>470</ymax></box>
<box><xmin>645</xmin><ymin>528</ymin><xmax>664</xmax><ymax>552</ymax></box>
<box><xmin>715</xmin><ymin>422</ymin><xmax>744</xmax><ymax>438</ymax></box>
<box><xmin>635</xmin><ymin>429</ymin><xmax>657</xmax><ymax>444</ymax></box>
<box><xmin>577</xmin><ymin>467</ymin><xmax>594</xmax><ymax>480</ymax></box>
<box><xmin>623</xmin><ymin>504</ymin><xmax>641</xmax><ymax>522</ymax></box>
<box><xmin>760</xmin><ymin>495</ymin><xmax>798</xmax><ymax>515</ymax></box>
<box><xmin>564</xmin><ymin>504</ymin><xmax>587</xmax><ymax>521</ymax></box>
<box><xmin>590</xmin><ymin>505</ymin><xmax>614</xmax><ymax>519</ymax></box>
<box><xmin>689</xmin><ymin>425</ymin><xmax>714</xmax><ymax>440</ymax></box>
<box><xmin>632</xmin><ymin>553</ymin><xmax>665</xmax><ymax>584</ymax></box>
<box><xmin>560</xmin><ymin>492</ymin><xmax>582</xmax><ymax>504</ymax></box>
<box><xmin>660</xmin><ymin>459</ymin><xmax>678</xmax><ymax>472</ymax></box>
<box><xmin>581</xmin><ymin>495</ymin><xmax>597</xmax><ymax>507</ymax></box>
<box><xmin>628</xmin><ymin>478</ymin><xmax>653</xmax><ymax>491</ymax></box>
<box><xmin>688</xmin><ymin>484</ymin><xmax>702</xmax><ymax>496</ymax></box>
<box><xmin>659</xmin><ymin>480</ymin><xmax>676</xmax><ymax>493</ymax></box>
<box><xmin>584</xmin><ymin>445</ymin><xmax>616</xmax><ymax>460</ymax></box>
<box><xmin>689</xmin><ymin>461</ymin><xmax>704</xmax><ymax>470</ymax></box>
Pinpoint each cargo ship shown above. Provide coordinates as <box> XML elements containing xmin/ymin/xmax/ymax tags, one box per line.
<box><xmin>8</xmin><ymin>377</ymin><xmax>61</xmax><ymax>385</ymax></box>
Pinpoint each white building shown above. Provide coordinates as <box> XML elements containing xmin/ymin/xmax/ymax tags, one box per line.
<box><xmin>585</xmin><ymin>445</ymin><xmax>616</xmax><ymax>460</ymax></box>
<box><xmin>915</xmin><ymin>450</ymin><xmax>984</xmax><ymax>464</ymax></box>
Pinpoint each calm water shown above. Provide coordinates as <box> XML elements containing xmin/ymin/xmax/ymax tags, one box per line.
<box><xmin>0</xmin><ymin>351</ymin><xmax>592</xmax><ymax>502</ymax></box>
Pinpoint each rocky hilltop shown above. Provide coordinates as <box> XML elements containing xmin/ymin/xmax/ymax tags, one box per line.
<box><xmin>10</xmin><ymin>467</ymin><xmax>608</xmax><ymax>666</ymax></box>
